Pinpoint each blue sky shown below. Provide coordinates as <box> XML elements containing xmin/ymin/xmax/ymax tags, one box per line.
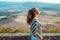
<box><xmin>0</xmin><ymin>0</ymin><xmax>60</xmax><ymax>4</ymax></box>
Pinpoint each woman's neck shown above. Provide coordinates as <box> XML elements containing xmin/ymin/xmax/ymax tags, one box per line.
<box><xmin>34</xmin><ymin>17</ymin><xmax>38</xmax><ymax>19</ymax></box>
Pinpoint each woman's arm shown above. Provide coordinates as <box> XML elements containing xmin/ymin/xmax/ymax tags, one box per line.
<box><xmin>35</xmin><ymin>32</ymin><xmax>43</xmax><ymax>40</ymax></box>
<box><xmin>35</xmin><ymin>24</ymin><xmax>43</xmax><ymax>40</ymax></box>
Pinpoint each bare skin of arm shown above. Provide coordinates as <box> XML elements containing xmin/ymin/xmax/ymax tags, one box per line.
<box><xmin>35</xmin><ymin>32</ymin><xmax>43</xmax><ymax>40</ymax></box>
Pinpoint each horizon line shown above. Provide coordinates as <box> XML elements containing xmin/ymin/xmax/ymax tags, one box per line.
<box><xmin>0</xmin><ymin>1</ymin><xmax>60</xmax><ymax>4</ymax></box>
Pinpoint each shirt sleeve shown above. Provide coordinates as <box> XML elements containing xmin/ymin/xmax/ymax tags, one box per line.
<box><xmin>38</xmin><ymin>22</ymin><xmax>42</xmax><ymax>35</ymax></box>
<box><xmin>31</xmin><ymin>21</ymin><xmax>40</xmax><ymax>34</ymax></box>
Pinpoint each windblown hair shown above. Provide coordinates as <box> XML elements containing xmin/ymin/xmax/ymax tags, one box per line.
<box><xmin>27</xmin><ymin>8</ymin><xmax>39</xmax><ymax>25</ymax></box>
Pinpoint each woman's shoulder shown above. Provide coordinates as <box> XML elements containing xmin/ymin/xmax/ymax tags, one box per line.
<box><xmin>31</xmin><ymin>18</ymin><xmax>41</xmax><ymax>26</ymax></box>
<box><xmin>30</xmin><ymin>18</ymin><xmax>38</xmax><ymax>24</ymax></box>
<box><xmin>34</xmin><ymin>18</ymin><xmax>42</xmax><ymax>27</ymax></box>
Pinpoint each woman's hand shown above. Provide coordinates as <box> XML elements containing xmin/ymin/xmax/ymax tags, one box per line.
<box><xmin>35</xmin><ymin>32</ymin><xmax>43</xmax><ymax>40</ymax></box>
<box><xmin>40</xmin><ymin>36</ymin><xmax>43</xmax><ymax>40</ymax></box>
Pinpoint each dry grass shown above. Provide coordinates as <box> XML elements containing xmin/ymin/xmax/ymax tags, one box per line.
<box><xmin>0</xmin><ymin>26</ymin><xmax>60</xmax><ymax>33</ymax></box>
<box><xmin>0</xmin><ymin>15</ymin><xmax>60</xmax><ymax>33</ymax></box>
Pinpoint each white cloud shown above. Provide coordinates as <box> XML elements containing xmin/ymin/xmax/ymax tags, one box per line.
<box><xmin>0</xmin><ymin>0</ymin><xmax>60</xmax><ymax>3</ymax></box>
<box><xmin>38</xmin><ymin>0</ymin><xmax>60</xmax><ymax>3</ymax></box>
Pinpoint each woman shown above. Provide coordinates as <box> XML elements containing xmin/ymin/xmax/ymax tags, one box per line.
<box><xmin>27</xmin><ymin>8</ymin><xmax>43</xmax><ymax>40</ymax></box>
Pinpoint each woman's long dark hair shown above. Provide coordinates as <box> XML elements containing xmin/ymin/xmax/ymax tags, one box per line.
<box><xmin>27</xmin><ymin>8</ymin><xmax>39</xmax><ymax>25</ymax></box>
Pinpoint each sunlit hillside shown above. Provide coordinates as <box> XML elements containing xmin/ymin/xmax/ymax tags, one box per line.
<box><xmin>0</xmin><ymin>2</ymin><xmax>60</xmax><ymax>33</ymax></box>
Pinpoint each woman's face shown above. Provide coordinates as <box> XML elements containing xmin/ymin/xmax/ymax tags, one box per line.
<box><xmin>35</xmin><ymin>8</ymin><xmax>40</xmax><ymax>17</ymax></box>
<box><xmin>36</xmin><ymin>8</ymin><xmax>40</xmax><ymax>14</ymax></box>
